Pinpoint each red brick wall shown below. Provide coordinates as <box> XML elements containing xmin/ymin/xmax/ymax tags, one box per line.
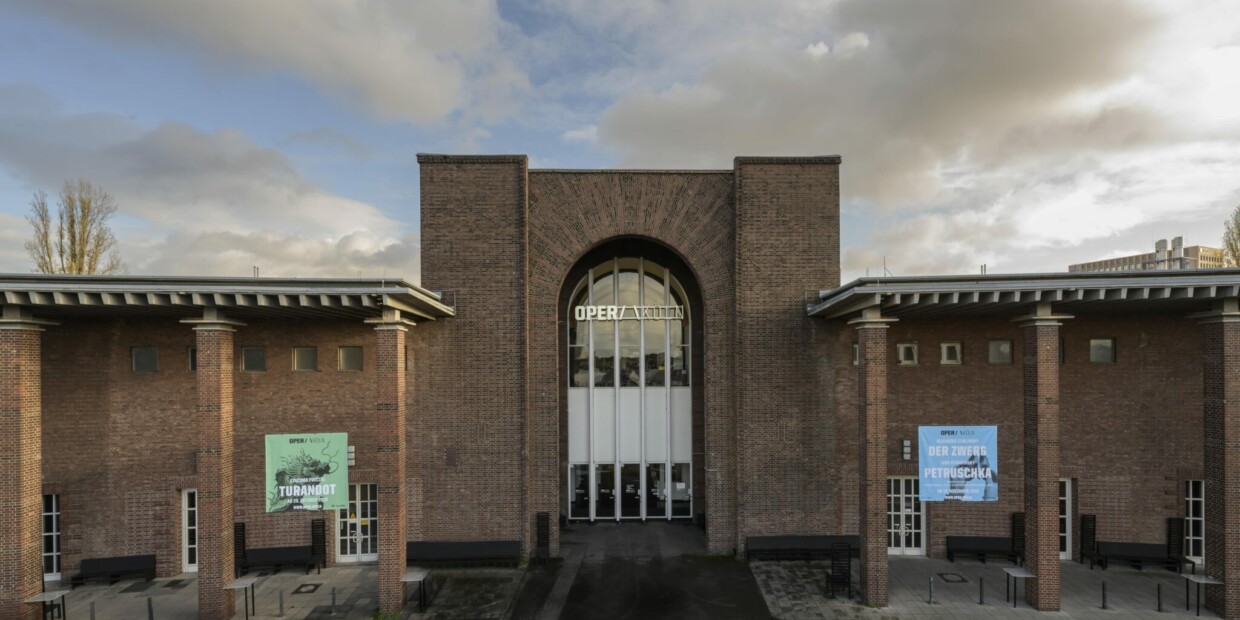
<box><xmin>0</xmin><ymin>328</ymin><xmax>43</xmax><ymax>620</ymax></box>
<box><xmin>39</xmin><ymin>317</ymin><xmax>390</xmax><ymax>582</ymax></box>
<box><xmin>1203</xmin><ymin>319</ymin><xmax>1239</xmax><ymax>616</ymax></box>
<box><xmin>829</xmin><ymin>314</ymin><xmax>1204</xmax><ymax>560</ymax></box>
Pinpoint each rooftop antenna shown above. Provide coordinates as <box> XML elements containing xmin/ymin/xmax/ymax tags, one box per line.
<box><xmin>253</xmin><ymin>265</ymin><xmax>260</xmax><ymax>278</ymax></box>
<box><xmin>882</xmin><ymin>256</ymin><xmax>893</xmax><ymax>277</ymax></box>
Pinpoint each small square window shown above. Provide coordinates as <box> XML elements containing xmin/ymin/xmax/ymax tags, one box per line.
<box><xmin>852</xmin><ymin>342</ymin><xmax>859</xmax><ymax>366</ymax></box>
<box><xmin>1089</xmin><ymin>338</ymin><xmax>1116</xmax><ymax>364</ymax></box>
<box><xmin>132</xmin><ymin>347</ymin><xmax>158</xmax><ymax>373</ymax></box>
<box><xmin>241</xmin><ymin>347</ymin><xmax>267</xmax><ymax>372</ymax></box>
<box><xmin>940</xmin><ymin>342</ymin><xmax>962</xmax><ymax>365</ymax></box>
<box><xmin>292</xmin><ymin>347</ymin><xmax>318</xmax><ymax>371</ymax></box>
<box><xmin>188</xmin><ymin>347</ymin><xmax>197</xmax><ymax>372</ymax></box>
<box><xmin>896</xmin><ymin>343</ymin><xmax>918</xmax><ymax>365</ymax></box>
<box><xmin>988</xmin><ymin>339</ymin><xmax>1013</xmax><ymax>364</ymax></box>
<box><xmin>339</xmin><ymin>346</ymin><xmax>363</xmax><ymax>371</ymax></box>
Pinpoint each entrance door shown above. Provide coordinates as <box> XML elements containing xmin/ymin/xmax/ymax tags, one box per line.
<box><xmin>182</xmin><ymin>489</ymin><xmax>198</xmax><ymax>572</ymax></box>
<box><xmin>1059</xmin><ymin>479</ymin><xmax>1072</xmax><ymax>560</ymax></box>
<box><xmin>888</xmin><ymin>477</ymin><xmax>924</xmax><ymax>555</ymax></box>
<box><xmin>337</xmin><ymin>483</ymin><xmax>378</xmax><ymax>562</ymax></box>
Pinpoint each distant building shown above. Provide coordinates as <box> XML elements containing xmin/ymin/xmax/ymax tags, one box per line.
<box><xmin>1069</xmin><ymin>236</ymin><xmax>1225</xmax><ymax>272</ymax></box>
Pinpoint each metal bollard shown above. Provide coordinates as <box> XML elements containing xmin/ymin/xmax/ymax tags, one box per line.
<box><xmin>280</xmin><ymin>589</ymin><xmax>285</xmax><ymax>616</ymax></box>
<box><xmin>331</xmin><ymin>586</ymin><xmax>337</xmax><ymax>615</ymax></box>
<box><xmin>1157</xmin><ymin>583</ymin><xmax>1162</xmax><ymax>612</ymax></box>
<box><xmin>928</xmin><ymin>576</ymin><xmax>934</xmax><ymax>604</ymax></box>
<box><xmin>979</xmin><ymin>576</ymin><xmax>984</xmax><ymax>605</ymax></box>
<box><xmin>90</xmin><ymin>601</ymin><xmax>96</xmax><ymax>620</ymax></box>
<box><xmin>1102</xmin><ymin>580</ymin><xmax>1108</xmax><ymax>610</ymax></box>
<box><xmin>147</xmin><ymin>597</ymin><xmax>154</xmax><ymax>620</ymax></box>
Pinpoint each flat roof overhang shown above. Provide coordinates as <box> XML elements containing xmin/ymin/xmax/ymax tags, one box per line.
<box><xmin>0</xmin><ymin>274</ymin><xmax>454</xmax><ymax>322</ymax></box>
<box><xmin>808</xmin><ymin>270</ymin><xmax>1240</xmax><ymax>320</ymax></box>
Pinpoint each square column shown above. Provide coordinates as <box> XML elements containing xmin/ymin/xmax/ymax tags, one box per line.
<box><xmin>0</xmin><ymin>310</ymin><xmax>53</xmax><ymax>620</ymax></box>
<box><xmin>1020</xmin><ymin>317</ymin><xmax>1064</xmax><ymax>611</ymax></box>
<box><xmin>371</xmin><ymin>312</ymin><xmax>409</xmax><ymax>614</ymax></box>
<box><xmin>853</xmin><ymin>309</ymin><xmax>894</xmax><ymax>607</ymax></box>
<box><xmin>183</xmin><ymin>312</ymin><xmax>243</xmax><ymax>620</ymax></box>
<box><xmin>1202</xmin><ymin>309</ymin><xmax>1240</xmax><ymax>618</ymax></box>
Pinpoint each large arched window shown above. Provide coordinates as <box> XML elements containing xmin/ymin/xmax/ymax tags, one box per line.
<box><xmin>565</xmin><ymin>257</ymin><xmax>693</xmax><ymax>521</ymax></box>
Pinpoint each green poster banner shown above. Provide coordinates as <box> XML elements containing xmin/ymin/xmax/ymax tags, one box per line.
<box><xmin>265</xmin><ymin>433</ymin><xmax>348</xmax><ymax>512</ymax></box>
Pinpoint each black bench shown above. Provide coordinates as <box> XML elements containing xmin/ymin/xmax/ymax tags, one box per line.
<box><xmin>745</xmin><ymin>535</ymin><xmax>861</xmax><ymax>561</ymax></box>
<box><xmin>71</xmin><ymin>555</ymin><xmax>156</xmax><ymax>587</ymax></box>
<box><xmin>946</xmin><ymin>536</ymin><xmax>1020</xmax><ymax>564</ymax></box>
<box><xmin>1095</xmin><ymin>542</ymin><xmax>1186</xmax><ymax>572</ymax></box>
<box><xmin>239</xmin><ymin>546</ymin><xmax>315</xmax><ymax>575</ymax></box>
<box><xmin>406</xmin><ymin>541</ymin><xmax>522</xmax><ymax>566</ymax></box>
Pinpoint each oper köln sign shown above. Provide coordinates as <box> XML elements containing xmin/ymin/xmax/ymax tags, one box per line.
<box><xmin>574</xmin><ymin>305</ymin><xmax>684</xmax><ymax>321</ymax></box>
<box><xmin>918</xmin><ymin>425</ymin><xmax>999</xmax><ymax>502</ymax></box>
<box><xmin>265</xmin><ymin>433</ymin><xmax>349</xmax><ymax>512</ymax></box>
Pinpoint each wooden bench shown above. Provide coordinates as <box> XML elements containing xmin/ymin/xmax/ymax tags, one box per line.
<box><xmin>946</xmin><ymin>536</ymin><xmax>1020</xmax><ymax>564</ymax></box>
<box><xmin>745</xmin><ymin>535</ymin><xmax>860</xmax><ymax>561</ymax></box>
<box><xmin>1096</xmin><ymin>542</ymin><xmax>1188</xmax><ymax>572</ymax></box>
<box><xmin>239</xmin><ymin>546</ymin><xmax>315</xmax><ymax>575</ymax></box>
<box><xmin>71</xmin><ymin>555</ymin><xmax>156</xmax><ymax>587</ymax></box>
<box><xmin>406</xmin><ymin>541</ymin><xmax>522</xmax><ymax>567</ymax></box>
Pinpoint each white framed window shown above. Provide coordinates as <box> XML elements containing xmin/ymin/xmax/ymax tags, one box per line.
<box><xmin>1059</xmin><ymin>479</ymin><xmax>1072</xmax><ymax>560</ymax></box>
<box><xmin>852</xmin><ymin>342</ymin><xmax>859</xmax><ymax>366</ymax></box>
<box><xmin>896</xmin><ymin>343</ymin><xmax>918</xmax><ymax>365</ymax></box>
<box><xmin>988</xmin><ymin>339</ymin><xmax>1013</xmax><ymax>364</ymax></box>
<box><xmin>292</xmin><ymin>347</ymin><xmax>318</xmax><ymax>371</ymax></box>
<box><xmin>42</xmin><ymin>494</ymin><xmax>60</xmax><ymax>580</ymax></box>
<box><xmin>241</xmin><ymin>347</ymin><xmax>267</xmax><ymax>372</ymax></box>
<box><xmin>132</xmin><ymin>347</ymin><xmax>158</xmax><ymax>373</ymax></box>
<box><xmin>1186</xmin><ymin>480</ymin><xmax>1204</xmax><ymax>565</ymax></box>
<box><xmin>1089</xmin><ymin>338</ymin><xmax>1116</xmax><ymax>364</ymax></box>
<box><xmin>182</xmin><ymin>489</ymin><xmax>198</xmax><ymax>572</ymax></box>
<box><xmin>338</xmin><ymin>346</ymin><xmax>363</xmax><ymax>371</ymax></box>
<box><xmin>940</xmin><ymin>342</ymin><xmax>962</xmax><ymax>365</ymax></box>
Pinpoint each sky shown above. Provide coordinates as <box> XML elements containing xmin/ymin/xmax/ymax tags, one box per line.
<box><xmin>0</xmin><ymin>0</ymin><xmax>1237</xmax><ymax>284</ymax></box>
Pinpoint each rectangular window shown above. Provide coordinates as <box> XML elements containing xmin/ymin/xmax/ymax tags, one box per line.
<box><xmin>188</xmin><ymin>347</ymin><xmax>197</xmax><ymax>372</ymax></box>
<box><xmin>896</xmin><ymin>343</ymin><xmax>918</xmax><ymax>365</ymax></box>
<box><xmin>988</xmin><ymin>339</ymin><xmax>1013</xmax><ymax>364</ymax></box>
<box><xmin>292</xmin><ymin>347</ymin><xmax>318</xmax><ymax>371</ymax></box>
<box><xmin>338</xmin><ymin>346</ymin><xmax>363</xmax><ymax>371</ymax></box>
<box><xmin>183</xmin><ymin>489</ymin><xmax>198</xmax><ymax>572</ymax></box>
<box><xmin>1186</xmin><ymin>480</ymin><xmax>1204</xmax><ymax>564</ymax></box>
<box><xmin>42</xmin><ymin>494</ymin><xmax>60</xmax><ymax>579</ymax></box>
<box><xmin>241</xmin><ymin>347</ymin><xmax>266</xmax><ymax>372</ymax></box>
<box><xmin>940</xmin><ymin>342</ymin><xmax>961</xmax><ymax>365</ymax></box>
<box><xmin>132</xmin><ymin>347</ymin><xmax>158</xmax><ymax>373</ymax></box>
<box><xmin>1089</xmin><ymin>338</ymin><xmax>1116</xmax><ymax>364</ymax></box>
<box><xmin>852</xmin><ymin>342</ymin><xmax>859</xmax><ymax>366</ymax></box>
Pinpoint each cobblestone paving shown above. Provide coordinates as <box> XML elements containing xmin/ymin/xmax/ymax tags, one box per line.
<box><xmin>751</xmin><ymin>557</ymin><xmax>1223</xmax><ymax>619</ymax></box>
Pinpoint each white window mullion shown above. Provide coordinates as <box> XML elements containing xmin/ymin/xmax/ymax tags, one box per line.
<box><xmin>43</xmin><ymin>494</ymin><xmax>62</xmax><ymax>580</ymax></box>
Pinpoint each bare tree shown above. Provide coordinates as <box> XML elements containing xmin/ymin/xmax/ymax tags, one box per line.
<box><xmin>25</xmin><ymin>179</ymin><xmax>125</xmax><ymax>275</ymax></box>
<box><xmin>1226</xmin><ymin>204</ymin><xmax>1240</xmax><ymax>268</ymax></box>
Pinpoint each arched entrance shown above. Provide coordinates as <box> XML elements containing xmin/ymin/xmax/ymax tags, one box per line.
<box><xmin>558</xmin><ymin>239</ymin><xmax>704</xmax><ymax>524</ymax></box>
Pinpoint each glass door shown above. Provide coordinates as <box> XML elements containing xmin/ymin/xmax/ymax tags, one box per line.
<box><xmin>888</xmin><ymin>477</ymin><xmax>924</xmax><ymax>555</ymax></box>
<box><xmin>337</xmin><ymin>483</ymin><xmax>378</xmax><ymax>562</ymax></box>
<box><xmin>182</xmin><ymin>490</ymin><xmax>197</xmax><ymax>572</ymax></box>
<box><xmin>1059</xmin><ymin>479</ymin><xmax>1072</xmax><ymax>560</ymax></box>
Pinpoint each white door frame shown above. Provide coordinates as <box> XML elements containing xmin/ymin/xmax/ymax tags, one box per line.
<box><xmin>888</xmin><ymin>476</ymin><xmax>925</xmax><ymax>556</ymax></box>
<box><xmin>336</xmin><ymin>483</ymin><xmax>378</xmax><ymax>563</ymax></box>
<box><xmin>1059</xmin><ymin>479</ymin><xmax>1072</xmax><ymax>561</ymax></box>
<box><xmin>182</xmin><ymin>489</ymin><xmax>198</xmax><ymax>573</ymax></box>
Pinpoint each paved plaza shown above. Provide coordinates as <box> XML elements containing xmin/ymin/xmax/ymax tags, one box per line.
<box><xmin>41</xmin><ymin>527</ymin><xmax>1224</xmax><ymax>619</ymax></box>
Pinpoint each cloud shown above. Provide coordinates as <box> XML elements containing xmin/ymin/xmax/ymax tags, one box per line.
<box><xmin>0</xmin><ymin>85</ymin><xmax>419</xmax><ymax>280</ymax></box>
<box><xmin>6</xmin><ymin>0</ymin><xmax>529</xmax><ymax>125</ymax></box>
<box><xmin>561</xmin><ymin>125</ymin><xmax>598</xmax><ymax>143</ymax></box>
<box><xmin>577</xmin><ymin>0</ymin><xmax>1240</xmax><ymax>278</ymax></box>
<box><xmin>283</xmin><ymin>128</ymin><xmax>373</xmax><ymax>160</ymax></box>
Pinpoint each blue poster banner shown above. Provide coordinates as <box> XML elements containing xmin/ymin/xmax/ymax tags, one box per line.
<box><xmin>918</xmin><ymin>426</ymin><xmax>998</xmax><ymax>502</ymax></box>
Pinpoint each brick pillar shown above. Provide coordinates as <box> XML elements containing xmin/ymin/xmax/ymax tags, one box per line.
<box><xmin>184</xmin><ymin>312</ymin><xmax>243</xmax><ymax>620</ymax></box>
<box><xmin>1020</xmin><ymin>311</ymin><xmax>1064</xmax><ymax>611</ymax></box>
<box><xmin>1202</xmin><ymin>306</ymin><xmax>1240</xmax><ymax>618</ymax></box>
<box><xmin>0</xmin><ymin>308</ymin><xmax>53</xmax><ymax>620</ymax></box>
<box><xmin>372</xmin><ymin>312</ymin><xmax>408</xmax><ymax>614</ymax></box>
<box><xmin>853</xmin><ymin>309</ymin><xmax>894</xmax><ymax>607</ymax></box>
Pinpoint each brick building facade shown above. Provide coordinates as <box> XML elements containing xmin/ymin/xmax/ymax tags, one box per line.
<box><xmin>1</xmin><ymin>155</ymin><xmax>1239</xmax><ymax>618</ymax></box>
